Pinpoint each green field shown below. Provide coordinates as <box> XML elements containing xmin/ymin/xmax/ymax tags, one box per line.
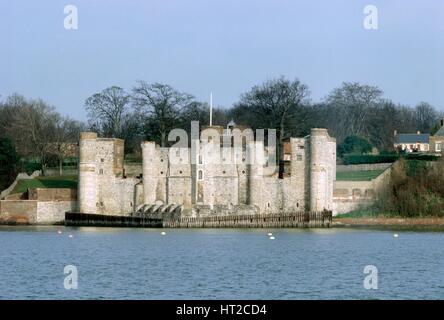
<box><xmin>336</xmin><ymin>169</ymin><xmax>385</xmax><ymax>181</ymax></box>
<box><xmin>11</xmin><ymin>175</ymin><xmax>78</xmax><ymax>194</ymax></box>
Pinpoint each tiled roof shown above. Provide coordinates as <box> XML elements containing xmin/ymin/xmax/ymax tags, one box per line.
<box><xmin>434</xmin><ymin>126</ymin><xmax>444</xmax><ymax>137</ymax></box>
<box><xmin>394</xmin><ymin>133</ymin><xmax>429</xmax><ymax>144</ymax></box>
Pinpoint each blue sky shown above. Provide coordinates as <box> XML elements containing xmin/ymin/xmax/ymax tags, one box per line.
<box><xmin>1</xmin><ymin>0</ymin><xmax>443</xmax><ymax>120</ymax></box>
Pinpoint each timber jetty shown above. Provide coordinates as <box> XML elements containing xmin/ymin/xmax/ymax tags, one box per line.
<box><xmin>65</xmin><ymin>211</ymin><xmax>332</xmax><ymax>228</ymax></box>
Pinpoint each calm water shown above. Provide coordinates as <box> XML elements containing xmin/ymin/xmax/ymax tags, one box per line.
<box><xmin>0</xmin><ymin>226</ymin><xmax>443</xmax><ymax>299</ymax></box>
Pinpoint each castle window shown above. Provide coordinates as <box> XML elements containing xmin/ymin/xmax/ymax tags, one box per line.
<box><xmin>242</xmin><ymin>170</ymin><xmax>246</xmax><ymax>174</ymax></box>
<box><xmin>179</xmin><ymin>170</ymin><xmax>183</xmax><ymax>174</ymax></box>
<box><xmin>198</xmin><ymin>170</ymin><xmax>203</xmax><ymax>181</ymax></box>
<box><xmin>298</xmin><ymin>145</ymin><xmax>304</xmax><ymax>149</ymax></box>
<box><xmin>99</xmin><ymin>169</ymin><xmax>104</xmax><ymax>175</ymax></box>
<box><xmin>198</xmin><ymin>155</ymin><xmax>203</xmax><ymax>164</ymax></box>
<box><xmin>160</xmin><ymin>171</ymin><xmax>164</xmax><ymax>175</ymax></box>
<box><xmin>160</xmin><ymin>159</ymin><xmax>164</xmax><ymax>162</ymax></box>
<box><xmin>297</xmin><ymin>155</ymin><xmax>302</xmax><ymax>161</ymax></box>
<box><xmin>101</xmin><ymin>158</ymin><xmax>104</xmax><ymax>162</ymax></box>
<box><xmin>222</xmin><ymin>170</ymin><xmax>226</xmax><ymax>174</ymax></box>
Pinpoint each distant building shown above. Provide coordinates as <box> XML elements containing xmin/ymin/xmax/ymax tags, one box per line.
<box><xmin>393</xmin><ymin>130</ymin><xmax>429</xmax><ymax>153</ymax></box>
<box><xmin>429</xmin><ymin>118</ymin><xmax>444</xmax><ymax>154</ymax></box>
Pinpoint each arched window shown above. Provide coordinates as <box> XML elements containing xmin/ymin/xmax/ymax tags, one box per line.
<box><xmin>198</xmin><ymin>170</ymin><xmax>203</xmax><ymax>181</ymax></box>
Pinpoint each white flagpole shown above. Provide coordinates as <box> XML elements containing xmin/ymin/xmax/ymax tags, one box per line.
<box><xmin>210</xmin><ymin>92</ymin><xmax>213</xmax><ymax>126</ymax></box>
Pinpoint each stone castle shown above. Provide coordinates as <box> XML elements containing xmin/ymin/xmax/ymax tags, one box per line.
<box><xmin>77</xmin><ymin>126</ymin><xmax>336</xmax><ymax>219</ymax></box>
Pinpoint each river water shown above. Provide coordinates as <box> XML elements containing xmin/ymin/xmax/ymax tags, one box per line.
<box><xmin>0</xmin><ymin>226</ymin><xmax>443</xmax><ymax>299</ymax></box>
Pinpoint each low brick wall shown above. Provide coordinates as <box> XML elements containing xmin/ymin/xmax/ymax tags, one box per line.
<box><xmin>0</xmin><ymin>200</ymin><xmax>38</xmax><ymax>224</ymax></box>
<box><xmin>28</xmin><ymin>188</ymin><xmax>77</xmax><ymax>201</ymax></box>
<box><xmin>0</xmin><ymin>200</ymin><xmax>76</xmax><ymax>225</ymax></box>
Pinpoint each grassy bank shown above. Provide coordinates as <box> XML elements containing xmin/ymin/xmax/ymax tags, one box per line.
<box><xmin>11</xmin><ymin>175</ymin><xmax>78</xmax><ymax>194</ymax></box>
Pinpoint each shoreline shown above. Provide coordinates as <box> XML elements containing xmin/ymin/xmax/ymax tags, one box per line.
<box><xmin>333</xmin><ymin>217</ymin><xmax>444</xmax><ymax>230</ymax></box>
<box><xmin>2</xmin><ymin>217</ymin><xmax>444</xmax><ymax>231</ymax></box>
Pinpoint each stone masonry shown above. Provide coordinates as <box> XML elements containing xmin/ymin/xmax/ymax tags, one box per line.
<box><xmin>77</xmin><ymin>128</ymin><xmax>336</xmax><ymax>217</ymax></box>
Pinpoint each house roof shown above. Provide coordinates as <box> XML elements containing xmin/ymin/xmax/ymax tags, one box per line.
<box><xmin>434</xmin><ymin>126</ymin><xmax>444</xmax><ymax>137</ymax></box>
<box><xmin>394</xmin><ymin>133</ymin><xmax>429</xmax><ymax>144</ymax></box>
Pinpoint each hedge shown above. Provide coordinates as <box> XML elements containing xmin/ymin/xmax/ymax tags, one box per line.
<box><xmin>342</xmin><ymin>153</ymin><xmax>439</xmax><ymax>165</ymax></box>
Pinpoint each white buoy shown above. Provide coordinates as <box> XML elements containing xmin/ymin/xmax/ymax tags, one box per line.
<box><xmin>394</xmin><ymin>233</ymin><xmax>399</xmax><ymax>238</ymax></box>
<box><xmin>269</xmin><ymin>236</ymin><xmax>275</xmax><ymax>240</ymax></box>
<box><xmin>68</xmin><ymin>234</ymin><xmax>73</xmax><ymax>238</ymax></box>
<box><xmin>57</xmin><ymin>230</ymin><xmax>62</xmax><ymax>234</ymax></box>
<box><xmin>161</xmin><ymin>231</ymin><xmax>166</xmax><ymax>235</ymax></box>
<box><xmin>267</xmin><ymin>233</ymin><xmax>273</xmax><ymax>236</ymax></box>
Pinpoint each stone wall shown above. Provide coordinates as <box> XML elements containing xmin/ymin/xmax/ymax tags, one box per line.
<box><xmin>36</xmin><ymin>201</ymin><xmax>76</xmax><ymax>224</ymax></box>
<box><xmin>336</xmin><ymin>163</ymin><xmax>392</xmax><ymax>172</ymax></box>
<box><xmin>333</xmin><ymin>163</ymin><xmax>392</xmax><ymax>215</ymax></box>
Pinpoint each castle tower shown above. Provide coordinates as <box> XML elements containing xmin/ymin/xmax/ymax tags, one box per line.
<box><xmin>247</xmin><ymin>140</ymin><xmax>264</xmax><ymax>210</ymax></box>
<box><xmin>290</xmin><ymin>137</ymin><xmax>306</xmax><ymax>211</ymax></box>
<box><xmin>141</xmin><ymin>141</ymin><xmax>158</xmax><ymax>204</ymax></box>
<box><xmin>309</xmin><ymin>128</ymin><xmax>335</xmax><ymax>212</ymax></box>
<box><xmin>78</xmin><ymin>132</ymin><xmax>97</xmax><ymax>214</ymax></box>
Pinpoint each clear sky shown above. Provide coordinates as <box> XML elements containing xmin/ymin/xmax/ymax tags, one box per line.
<box><xmin>1</xmin><ymin>0</ymin><xmax>443</xmax><ymax>121</ymax></box>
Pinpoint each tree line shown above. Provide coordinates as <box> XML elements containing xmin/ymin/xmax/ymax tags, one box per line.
<box><xmin>1</xmin><ymin>77</ymin><xmax>442</xmax><ymax>180</ymax></box>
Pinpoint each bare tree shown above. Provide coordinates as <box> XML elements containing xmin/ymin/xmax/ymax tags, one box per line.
<box><xmin>132</xmin><ymin>81</ymin><xmax>194</xmax><ymax>147</ymax></box>
<box><xmin>233</xmin><ymin>76</ymin><xmax>310</xmax><ymax>178</ymax></box>
<box><xmin>85</xmin><ymin>86</ymin><xmax>131</xmax><ymax>138</ymax></box>
<box><xmin>2</xmin><ymin>96</ymin><xmax>59</xmax><ymax>174</ymax></box>
<box><xmin>52</xmin><ymin>117</ymin><xmax>83</xmax><ymax>175</ymax></box>
<box><xmin>414</xmin><ymin>102</ymin><xmax>438</xmax><ymax>133</ymax></box>
<box><xmin>325</xmin><ymin>82</ymin><xmax>383</xmax><ymax>141</ymax></box>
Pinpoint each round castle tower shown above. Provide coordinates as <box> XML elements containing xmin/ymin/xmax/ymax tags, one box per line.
<box><xmin>141</xmin><ymin>141</ymin><xmax>158</xmax><ymax>204</ymax></box>
<box><xmin>78</xmin><ymin>132</ymin><xmax>97</xmax><ymax>214</ymax></box>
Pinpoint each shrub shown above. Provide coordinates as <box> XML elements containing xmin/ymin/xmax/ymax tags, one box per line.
<box><xmin>382</xmin><ymin>158</ymin><xmax>444</xmax><ymax>217</ymax></box>
<box><xmin>338</xmin><ymin>136</ymin><xmax>373</xmax><ymax>157</ymax></box>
